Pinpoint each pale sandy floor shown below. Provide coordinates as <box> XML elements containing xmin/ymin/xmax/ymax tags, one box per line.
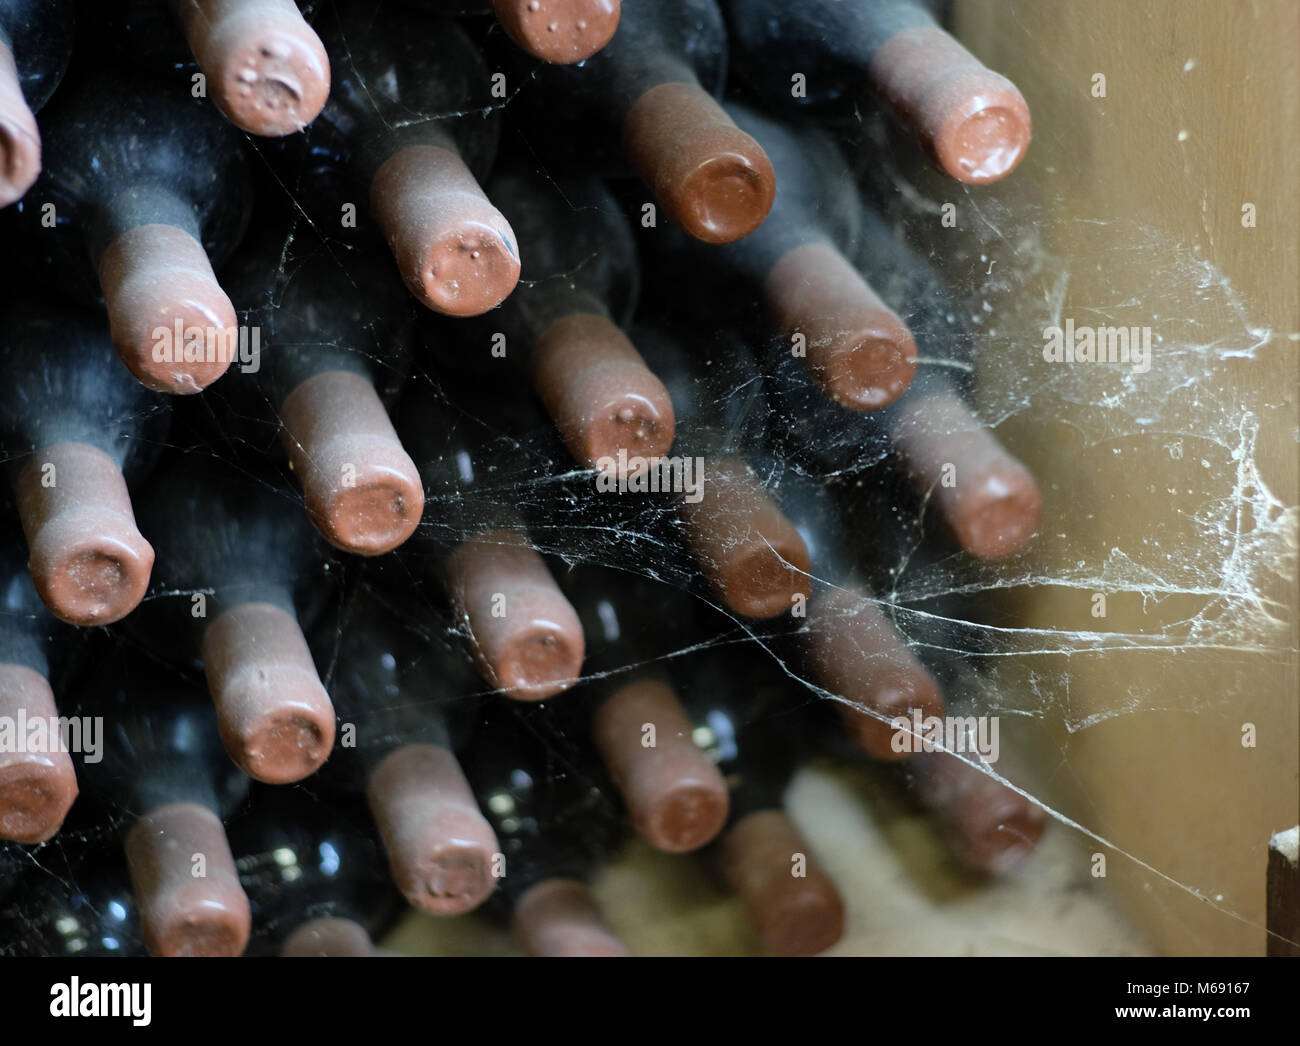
<box><xmin>383</xmin><ymin>758</ymin><xmax>1153</xmax><ymax>957</ymax></box>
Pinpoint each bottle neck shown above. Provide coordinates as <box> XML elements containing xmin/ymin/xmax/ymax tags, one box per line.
<box><xmin>672</xmin><ymin>648</ymin><xmax>800</xmax><ymax>822</ymax></box>
<box><xmin>89</xmin><ymin>183</ymin><xmax>203</xmax><ymax>269</ymax></box>
<box><xmin>129</xmin><ymin>717</ymin><xmax>247</xmax><ymax>821</ymax></box>
<box><xmin>0</xmin><ymin>570</ymin><xmax>51</xmax><ymax>672</ymax></box>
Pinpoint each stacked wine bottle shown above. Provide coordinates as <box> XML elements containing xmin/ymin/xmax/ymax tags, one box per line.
<box><xmin>0</xmin><ymin>0</ymin><xmax>1045</xmax><ymax>957</ymax></box>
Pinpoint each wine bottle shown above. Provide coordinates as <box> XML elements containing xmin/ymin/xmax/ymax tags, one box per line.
<box><xmin>724</xmin><ymin>0</ymin><xmax>1032</xmax><ymax>184</ymax></box>
<box><xmin>812</xmin><ymin>605</ymin><xmax>1048</xmax><ymax>877</ymax></box>
<box><xmin>222</xmin><ymin>221</ymin><xmax>424</xmax><ymax>556</ymax></box>
<box><xmin>231</xmin><ymin>786</ymin><xmax>406</xmax><ymax>956</ymax></box>
<box><xmin>25</xmin><ymin>71</ymin><xmax>253</xmax><ymax>394</ymax></box>
<box><xmin>99</xmin><ymin>1</ymin><xmax>330</xmax><ymax>137</ymax></box>
<box><xmin>466</xmin><ymin>701</ymin><xmax>630</xmax><ymax>956</ymax></box>
<box><xmin>681</xmin><ymin>642</ymin><xmax>846</xmax><ymax>956</ymax></box>
<box><xmin>872</xmin><ymin>196</ymin><xmax>1043</xmax><ymax>556</ymax></box>
<box><xmin>904</xmin><ymin>702</ymin><xmax>1047</xmax><ymax>876</ymax></box>
<box><xmin>311</xmin><ymin>4</ymin><xmax>520</xmax><ymax>316</ymax></box>
<box><xmin>767</xmin><ymin>201</ymin><xmax>1043</xmax><ymax>560</ymax></box>
<box><xmin>558</xmin><ymin>564</ymin><xmax>731</xmax><ymax>852</ymax></box>
<box><xmin>0</xmin><ymin>542</ymin><xmax>78</xmax><ymax>842</ymax></box>
<box><xmin>648</xmin><ymin>103</ymin><xmax>918</xmax><ymax>411</ymax></box>
<box><xmin>129</xmin><ymin>453</ymin><xmax>337</xmax><ymax>784</ymax></box>
<box><xmin>774</xmin><ymin>467</ymin><xmax>948</xmax><ymax>761</ymax></box>
<box><xmin>0</xmin><ymin>304</ymin><xmax>169</xmax><ymax>625</ymax></box>
<box><xmin>76</xmin><ymin>647</ymin><xmax>252</xmax><ymax>957</ymax></box>
<box><xmin>466</xmin><ymin>171</ymin><xmax>675</xmax><ymax>474</ymax></box>
<box><xmin>171</xmin><ymin>0</ymin><xmax>329</xmax><ymax>136</ymax></box>
<box><xmin>316</xmin><ymin>574</ymin><xmax>502</xmax><ymax>915</ymax></box>
<box><xmin>396</xmin><ymin>372</ymin><xmax>585</xmax><ymax>701</ymax></box>
<box><xmin>0</xmin><ymin>0</ymin><xmax>74</xmax><ymax>205</ymax></box>
<box><xmin>889</xmin><ymin>594</ymin><xmax>1047</xmax><ymax>874</ymax></box>
<box><xmin>632</xmin><ymin>321</ymin><xmax>811</xmax><ymax>620</ymax></box>
<box><xmin>505</xmin><ymin>0</ymin><xmax>774</xmax><ymax>244</ymax></box>
<box><xmin>410</xmin><ymin>0</ymin><xmax>619</xmax><ymax>63</ymax></box>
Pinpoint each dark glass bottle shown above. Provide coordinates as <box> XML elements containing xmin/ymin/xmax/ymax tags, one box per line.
<box><xmin>0</xmin><ymin>542</ymin><xmax>78</xmax><ymax>842</ymax></box>
<box><xmin>679</xmin><ymin>642</ymin><xmax>846</xmax><ymax>956</ymax></box>
<box><xmin>555</xmin><ymin>563</ymin><xmax>731</xmax><ymax>853</ymax></box>
<box><xmin>464</xmin><ymin>171</ymin><xmax>675</xmax><ymax>474</ymax></box>
<box><xmin>315</xmin><ymin>572</ymin><xmax>501</xmax><ymax>916</ymax></box>
<box><xmin>0</xmin><ymin>303</ymin><xmax>169</xmax><ymax>626</ymax></box>
<box><xmin>21</xmin><ymin>71</ymin><xmax>253</xmax><ymax>394</ymax></box>
<box><xmin>128</xmin><ymin>453</ymin><xmax>337</xmax><ymax>784</ymax></box>
<box><xmin>74</xmin><ymin>647</ymin><xmax>252</xmax><ymax>957</ymax></box>
<box><xmin>632</xmin><ymin>320</ymin><xmax>811</xmax><ymax>620</ymax></box>
<box><xmin>903</xmin><ymin>692</ymin><xmax>1047</xmax><ymax>875</ymax></box>
<box><xmin>93</xmin><ymin>0</ymin><xmax>330</xmax><ymax>137</ymax></box>
<box><xmin>723</xmin><ymin>0</ymin><xmax>1031</xmax><ymax>184</ymax></box>
<box><xmin>887</xmin><ymin>592</ymin><xmax>1047</xmax><ymax>875</ymax></box>
<box><xmin>768</xmin><ymin>465</ymin><xmax>948</xmax><ymax>761</ymax></box>
<box><xmin>222</xmin><ymin>219</ymin><xmax>424</xmax><ymax>556</ymax></box>
<box><xmin>231</xmin><ymin>786</ymin><xmax>406</xmax><ymax>956</ymax></box>
<box><xmin>396</xmin><ymin>368</ymin><xmax>586</xmax><ymax>701</ymax></box>
<box><xmin>0</xmin><ymin>0</ymin><xmax>75</xmax><ymax>205</ymax></box>
<box><xmin>309</xmin><ymin>3</ymin><xmax>520</xmax><ymax>316</ymax></box>
<box><xmin>503</xmin><ymin>0</ymin><xmax>774</xmax><ymax>244</ymax></box>
<box><xmin>464</xmin><ymin>700</ymin><xmax>630</xmax><ymax>956</ymax></box>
